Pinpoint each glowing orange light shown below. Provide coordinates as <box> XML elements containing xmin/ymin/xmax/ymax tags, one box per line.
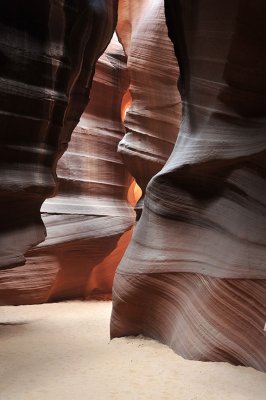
<box><xmin>121</xmin><ymin>89</ymin><xmax>132</xmax><ymax>123</ymax></box>
<box><xmin>127</xmin><ymin>179</ymin><xmax>142</xmax><ymax>206</ymax></box>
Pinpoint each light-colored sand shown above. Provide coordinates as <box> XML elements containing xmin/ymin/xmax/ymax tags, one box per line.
<box><xmin>0</xmin><ymin>301</ymin><xmax>265</xmax><ymax>400</ymax></box>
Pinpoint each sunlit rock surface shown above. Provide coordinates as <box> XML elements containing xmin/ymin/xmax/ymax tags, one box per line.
<box><xmin>111</xmin><ymin>0</ymin><xmax>266</xmax><ymax>372</ymax></box>
<box><xmin>116</xmin><ymin>0</ymin><xmax>181</xmax><ymax>216</ymax></box>
<box><xmin>0</xmin><ymin>0</ymin><xmax>117</xmax><ymax>270</ymax></box>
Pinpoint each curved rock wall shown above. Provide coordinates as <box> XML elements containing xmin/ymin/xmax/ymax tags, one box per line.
<box><xmin>116</xmin><ymin>0</ymin><xmax>181</xmax><ymax>215</ymax></box>
<box><xmin>0</xmin><ymin>33</ymin><xmax>136</xmax><ymax>304</ymax></box>
<box><xmin>0</xmin><ymin>0</ymin><xmax>117</xmax><ymax>269</ymax></box>
<box><xmin>111</xmin><ymin>0</ymin><xmax>266</xmax><ymax>372</ymax></box>
<box><xmin>41</xmin><ymin>33</ymin><xmax>135</xmax><ymax>302</ymax></box>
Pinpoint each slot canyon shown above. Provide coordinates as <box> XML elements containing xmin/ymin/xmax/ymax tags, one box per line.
<box><xmin>0</xmin><ymin>0</ymin><xmax>265</xmax><ymax>398</ymax></box>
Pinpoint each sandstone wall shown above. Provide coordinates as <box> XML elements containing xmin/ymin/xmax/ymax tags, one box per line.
<box><xmin>116</xmin><ymin>0</ymin><xmax>181</xmax><ymax>216</ymax></box>
<box><xmin>111</xmin><ymin>0</ymin><xmax>266</xmax><ymax>372</ymax></box>
<box><xmin>0</xmin><ymin>0</ymin><xmax>119</xmax><ymax>303</ymax></box>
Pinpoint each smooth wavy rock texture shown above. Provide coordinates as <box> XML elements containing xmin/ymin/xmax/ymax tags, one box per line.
<box><xmin>116</xmin><ymin>0</ymin><xmax>181</xmax><ymax>215</ymax></box>
<box><xmin>111</xmin><ymin>0</ymin><xmax>266</xmax><ymax>371</ymax></box>
<box><xmin>0</xmin><ymin>0</ymin><xmax>118</xmax><ymax>270</ymax></box>
<box><xmin>0</xmin><ymin>33</ymin><xmax>136</xmax><ymax>305</ymax></box>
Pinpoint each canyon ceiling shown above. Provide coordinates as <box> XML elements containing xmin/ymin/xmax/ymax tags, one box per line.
<box><xmin>0</xmin><ymin>0</ymin><xmax>265</xmax><ymax>372</ymax></box>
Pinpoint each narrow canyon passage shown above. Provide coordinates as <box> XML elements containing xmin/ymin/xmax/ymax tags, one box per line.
<box><xmin>0</xmin><ymin>0</ymin><xmax>265</xmax><ymax>394</ymax></box>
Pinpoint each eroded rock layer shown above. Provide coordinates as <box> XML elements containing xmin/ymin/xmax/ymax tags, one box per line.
<box><xmin>116</xmin><ymin>0</ymin><xmax>181</xmax><ymax>215</ymax></box>
<box><xmin>111</xmin><ymin>0</ymin><xmax>266</xmax><ymax>371</ymax></box>
<box><xmin>0</xmin><ymin>0</ymin><xmax>118</xmax><ymax>269</ymax></box>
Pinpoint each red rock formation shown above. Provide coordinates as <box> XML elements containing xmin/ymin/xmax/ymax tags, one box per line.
<box><xmin>116</xmin><ymin>0</ymin><xmax>181</xmax><ymax>216</ymax></box>
<box><xmin>42</xmin><ymin>33</ymin><xmax>135</xmax><ymax>302</ymax></box>
<box><xmin>0</xmin><ymin>33</ymin><xmax>136</xmax><ymax>304</ymax></box>
<box><xmin>0</xmin><ymin>0</ymin><xmax>118</xmax><ymax>270</ymax></box>
<box><xmin>111</xmin><ymin>0</ymin><xmax>266</xmax><ymax>372</ymax></box>
<box><xmin>1</xmin><ymin>0</ymin><xmax>265</xmax><ymax>373</ymax></box>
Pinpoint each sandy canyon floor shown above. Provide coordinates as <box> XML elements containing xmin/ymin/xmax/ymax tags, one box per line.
<box><xmin>0</xmin><ymin>301</ymin><xmax>265</xmax><ymax>400</ymax></box>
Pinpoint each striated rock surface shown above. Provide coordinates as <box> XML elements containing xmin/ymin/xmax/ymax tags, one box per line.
<box><xmin>0</xmin><ymin>33</ymin><xmax>136</xmax><ymax>304</ymax></box>
<box><xmin>111</xmin><ymin>0</ymin><xmax>266</xmax><ymax>372</ymax></box>
<box><xmin>116</xmin><ymin>0</ymin><xmax>181</xmax><ymax>215</ymax></box>
<box><xmin>0</xmin><ymin>0</ymin><xmax>118</xmax><ymax>270</ymax></box>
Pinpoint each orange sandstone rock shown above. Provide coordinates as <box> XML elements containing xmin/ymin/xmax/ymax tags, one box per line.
<box><xmin>116</xmin><ymin>0</ymin><xmax>181</xmax><ymax>215</ymax></box>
